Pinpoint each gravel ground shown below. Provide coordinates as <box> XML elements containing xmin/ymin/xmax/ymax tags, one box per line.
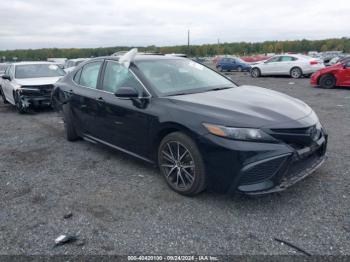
<box><xmin>0</xmin><ymin>73</ymin><xmax>349</xmax><ymax>256</ymax></box>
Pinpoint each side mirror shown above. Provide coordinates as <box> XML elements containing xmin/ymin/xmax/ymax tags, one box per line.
<box><xmin>2</xmin><ymin>74</ymin><xmax>11</xmax><ymax>80</ymax></box>
<box><xmin>114</xmin><ymin>86</ymin><xmax>139</xmax><ymax>99</ymax></box>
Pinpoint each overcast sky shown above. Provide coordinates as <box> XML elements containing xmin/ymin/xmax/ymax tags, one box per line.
<box><xmin>0</xmin><ymin>0</ymin><xmax>349</xmax><ymax>50</ymax></box>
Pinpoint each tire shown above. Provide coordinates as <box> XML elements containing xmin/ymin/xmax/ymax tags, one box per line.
<box><xmin>217</xmin><ymin>66</ymin><xmax>223</xmax><ymax>72</ymax></box>
<box><xmin>290</xmin><ymin>67</ymin><xmax>302</xmax><ymax>79</ymax></box>
<box><xmin>319</xmin><ymin>74</ymin><xmax>336</xmax><ymax>89</ymax></box>
<box><xmin>251</xmin><ymin>68</ymin><xmax>261</xmax><ymax>78</ymax></box>
<box><xmin>237</xmin><ymin>66</ymin><xmax>242</xmax><ymax>72</ymax></box>
<box><xmin>62</xmin><ymin>105</ymin><xmax>80</xmax><ymax>141</ymax></box>
<box><xmin>158</xmin><ymin>132</ymin><xmax>206</xmax><ymax>196</ymax></box>
<box><xmin>14</xmin><ymin>91</ymin><xmax>27</xmax><ymax>114</ymax></box>
<box><xmin>0</xmin><ymin>87</ymin><xmax>9</xmax><ymax>104</ymax></box>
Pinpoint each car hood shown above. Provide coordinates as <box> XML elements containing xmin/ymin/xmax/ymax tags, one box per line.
<box><xmin>167</xmin><ymin>85</ymin><xmax>313</xmax><ymax>128</ymax></box>
<box><xmin>15</xmin><ymin>77</ymin><xmax>62</xmax><ymax>86</ymax></box>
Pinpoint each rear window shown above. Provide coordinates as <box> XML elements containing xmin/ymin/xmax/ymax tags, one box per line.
<box><xmin>15</xmin><ymin>64</ymin><xmax>66</xmax><ymax>79</ymax></box>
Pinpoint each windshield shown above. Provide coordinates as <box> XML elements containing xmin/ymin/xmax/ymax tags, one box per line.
<box><xmin>135</xmin><ymin>59</ymin><xmax>236</xmax><ymax>96</ymax></box>
<box><xmin>15</xmin><ymin>64</ymin><xmax>66</xmax><ymax>79</ymax></box>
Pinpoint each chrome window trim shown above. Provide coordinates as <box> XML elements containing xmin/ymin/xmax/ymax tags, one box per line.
<box><xmin>72</xmin><ymin>59</ymin><xmax>152</xmax><ymax>99</ymax></box>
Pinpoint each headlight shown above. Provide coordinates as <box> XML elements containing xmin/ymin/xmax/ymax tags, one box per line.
<box><xmin>203</xmin><ymin>123</ymin><xmax>276</xmax><ymax>142</ymax></box>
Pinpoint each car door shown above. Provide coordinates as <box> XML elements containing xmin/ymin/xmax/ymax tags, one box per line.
<box><xmin>338</xmin><ymin>61</ymin><xmax>350</xmax><ymax>86</ymax></box>
<box><xmin>69</xmin><ymin>60</ymin><xmax>104</xmax><ymax>136</ymax></box>
<box><xmin>95</xmin><ymin>60</ymin><xmax>153</xmax><ymax>157</ymax></box>
<box><xmin>229</xmin><ymin>59</ymin><xmax>237</xmax><ymax>70</ymax></box>
<box><xmin>260</xmin><ymin>56</ymin><xmax>281</xmax><ymax>75</ymax></box>
<box><xmin>221</xmin><ymin>58</ymin><xmax>230</xmax><ymax>70</ymax></box>
<box><xmin>2</xmin><ymin>65</ymin><xmax>15</xmax><ymax>104</ymax></box>
<box><xmin>278</xmin><ymin>56</ymin><xmax>295</xmax><ymax>74</ymax></box>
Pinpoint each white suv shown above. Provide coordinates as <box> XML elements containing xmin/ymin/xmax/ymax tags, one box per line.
<box><xmin>0</xmin><ymin>62</ymin><xmax>65</xmax><ymax>113</ymax></box>
<box><xmin>250</xmin><ymin>54</ymin><xmax>324</xmax><ymax>78</ymax></box>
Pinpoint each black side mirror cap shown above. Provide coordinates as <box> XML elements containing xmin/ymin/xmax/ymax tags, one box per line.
<box><xmin>114</xmin><ymin>86</ymin><xmax>139</xmax><ymax>99</ymax></box>
<box><xmin>2</xmin><ymin>75</ymin><xmax>11</xmax><ymax>80</ymax></box>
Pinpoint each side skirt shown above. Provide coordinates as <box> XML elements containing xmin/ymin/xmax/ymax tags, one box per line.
<box><xmin>83</xmin><ymin>134</ymin><xmax>155</xmax><ymax>164</ymax></box>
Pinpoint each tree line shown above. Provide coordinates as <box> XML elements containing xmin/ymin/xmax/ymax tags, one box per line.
<box><xmin>1</xmin><ymin>37</ymin><xmax>349</xmax><ymax>61</ymax></box>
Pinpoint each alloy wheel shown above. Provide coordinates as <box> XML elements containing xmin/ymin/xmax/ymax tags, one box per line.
<box><xmin>160</xmin><ymin>141</ymin><xmax>195</xmax><ymax>190</ymax></box>
<box><xmin>291</xmin><ymin>68</ymin><xmax>302</xmax><ymax>78</ymax></box>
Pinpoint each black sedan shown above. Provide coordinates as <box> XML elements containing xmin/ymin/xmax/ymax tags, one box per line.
<box><xmin>52</xmin><ymin>52</ymin><xmax>327</xmax><ymax>196</ymax></box>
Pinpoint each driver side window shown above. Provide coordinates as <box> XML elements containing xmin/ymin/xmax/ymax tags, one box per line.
<box><xmin>101</xmin><ymin>61</ymin><xmax>144</xmax><ymax>94</ymax></box>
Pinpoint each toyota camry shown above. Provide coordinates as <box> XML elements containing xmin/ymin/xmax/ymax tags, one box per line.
<box><xmin>52</xmin><ymin>49</ymin><xmax>327</xmax><ymax>196</ymax></box>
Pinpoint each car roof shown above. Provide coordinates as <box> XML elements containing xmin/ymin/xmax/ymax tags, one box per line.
<box><xmin>12</xmin><ymin>61</ymin><xmax>56</xmax><ymax>66</ymax></box>
<box><xmin>67</xmin><ymin>58</ymin><xmax>88</xmax><ymax>62</ymax></box>
<box><xmin>88</xmin><ymin>54</ymin><xmax>185</xmax><ymax>63</ymax></box>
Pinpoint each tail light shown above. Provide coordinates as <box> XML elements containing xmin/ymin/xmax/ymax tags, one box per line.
<box><xmin>310</xmin><ymin>61</ymin><xmax>318</xmax><ymax>65</ymax></box>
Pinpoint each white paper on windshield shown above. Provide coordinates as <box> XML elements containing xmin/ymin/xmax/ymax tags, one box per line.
<box><xmin>49</xmin><ymin>65</ymin><xmax>58</xmax><ymax>70</ymax></box>
<box><xmin>188</xmin><ymin>61</ymin><xmax>204</xmax><ymax>70</ymax></box>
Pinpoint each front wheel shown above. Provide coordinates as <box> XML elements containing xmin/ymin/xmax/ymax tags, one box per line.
<box><xmin>62</xmin><ymin>105</ymin><xmax>80</xmax><ymax>141</ymax></box>
<box><xmin>15</xmin><ymin>91</ymin><xmax>27</xmax><ymax>114</ymax></box>
<box><xmin>319</xmin><ymin>74</ymin><xmax>336</xmax><ymax>89</ymax></box>
<box><xmin>237</xmin><ymin>66</ymin><xmax>242</xmax><ymax>72</ymax></box>
<box><xmin>217</xmin><ymin>66</ymin><xmax>223</xmax><ymax>72</ymax></box>
<box><xmin>158</xmin><ymin>132</ymin><xmax>206</xmax><ymax>196</ymax></box>
<box><xmin>251</xmin><ymin>68</ymin><xmax>261</xmax><ymax>78</ymax></box>
<box><xmin>290</xmin><ymin>67</ymin><xmax>302</xmax><ymax>79</ymax></box>
<box><xmin>0</xmin><ymin>88</ymin><xmax>9</xmax><ymax>104</ymax></box>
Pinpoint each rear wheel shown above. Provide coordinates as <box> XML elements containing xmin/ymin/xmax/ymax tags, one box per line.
<box><xmin>158</xmin><ymin>132</ymin><xmax>206</xmax><ymax>196</ymax></box>
<box><xmin>62</xmin><ymin>105</ymin><xmax>80</xmax><ymax>141</ymax></box>
<box><xmin>237</xmin><ymin>66</ymin><xmax>242</xmax><ymax>72</ymax></box>
<box><xmin>319</xmin><ymin>74</ymin><xmax>336</xmax><ymax>89</ymax></box>
<box><xmin>251</xmin><ymin>68</ymin><xmax>261</xmax><ymax>78</ymax></box>
<box><xmin>290</xmin><ymin>67</ymin><xmax>302</xmax><ymax>79</ymax></box>
<box><xmin>217</xmin><ymin>66</ymin><xmax>223</xmax><ymax>72</ymax></box>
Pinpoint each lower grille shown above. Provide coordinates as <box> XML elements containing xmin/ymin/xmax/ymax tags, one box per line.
<box><xmin>285</xmin><ymin>148</ymin><xmax>324</xmax><ymax>179</ymax></box>
<box><xmin>239</xmin><ymin>155</ymin><xmax>288</xmax><ymax>185</ymax></box>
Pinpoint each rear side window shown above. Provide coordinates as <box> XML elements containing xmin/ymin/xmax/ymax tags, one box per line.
<box><xmin>280</xmin><ymin>56</ymin><xmax>297</xmax><ymax>62</ymax></box>
<box><xmin>79</xmin><ymin>61</ymin><xmax>102</xmax><ymax>89</ymax></box>
<box><xmin>101</xmin><ymin>61</ymin><xmax>144</xmax><ymax>94</ymax></box>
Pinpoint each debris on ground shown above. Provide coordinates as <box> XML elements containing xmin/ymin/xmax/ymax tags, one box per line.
<box><xmin>63</xmin><ymin>212</ymin><xmax>73</xmax><ymax>219</ymax></box>
<box><xmin>54</xmin><ymin>235</ymin><xmax>78</xmax><ymax>246</ymax></box>
<box><xmin>274</xmin><ymin>238</ymin><xmax>311</xmax><ymax>256</ymax></box>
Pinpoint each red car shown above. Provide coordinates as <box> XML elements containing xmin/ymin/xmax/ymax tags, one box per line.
<box><xmin>311</xmin><ymin>59</ymin><xmax>350</xmax><ymax>88</ymax></box>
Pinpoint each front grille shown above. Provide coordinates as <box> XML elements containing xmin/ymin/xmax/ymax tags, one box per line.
<box><xmin>21</xmin><ymin>85</ymin><xmax>53</xmax><ymax>97</ymax></box>
<box><xmin>239</xmin><ymin>155</ymin><xmax>288</xmax><ymax>185</ymax></box>
<box><xmin>268</xmin><ymin>125</ymin><xmax>322</xmax><ymax>149</ymax></box>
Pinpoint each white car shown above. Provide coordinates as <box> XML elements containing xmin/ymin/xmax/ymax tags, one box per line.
<box><xmin>0</xmin><ymin>62</ymin><xmax>66</xmax><ymax>113</ymax></box>
<box><xmin>64</xmin><ymin>58</ymin><xmax>88</xmax><ymax>73</ymax></box>
<box><xmin>250</xmin><ymin>54</ymin><xmax>325</xmax><ymax>78</ymax></box>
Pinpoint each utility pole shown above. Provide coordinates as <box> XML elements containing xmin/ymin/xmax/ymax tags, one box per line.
<box><xmin>187</xmin><ymin>29</ymin><xmax>190</xmax><ymax>57</ymax></box>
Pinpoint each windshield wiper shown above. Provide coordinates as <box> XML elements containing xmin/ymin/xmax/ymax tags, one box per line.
<box><xmin>206</xmin><ymin>86</ymin><xmax>233</xmax><ymax>92</ymax></box>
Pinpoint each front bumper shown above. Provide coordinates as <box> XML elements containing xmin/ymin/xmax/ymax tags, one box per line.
<box><xmin>237</xmin><ymin>135</ymin><xmax>327</xmax><ymax>195</ymax></box>
<box><xmin>197</xmin><ymin>126</ymin><xmax>328</xmax><ymax>195</ymax></box>
<box><xmin>19</xmin><ymin>88</ymin><xmax>52</xmax><ymax>108</ymax></box>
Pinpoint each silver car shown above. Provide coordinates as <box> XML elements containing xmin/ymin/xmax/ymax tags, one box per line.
<box><xmin>0</xmin><ymin>62</ymin><xmax>65</xmax><ymax>113</ymax></box>
<box><xmin>250</xmin><ymin>54</ymin><xmax>325</xmax><ymax>78</ymax></box>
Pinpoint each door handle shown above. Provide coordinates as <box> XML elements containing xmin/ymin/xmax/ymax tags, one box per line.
<box><xmin>96</xmin><ymin>97</ymin><xmax>105</xmax><ymax>103</ymax></box>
